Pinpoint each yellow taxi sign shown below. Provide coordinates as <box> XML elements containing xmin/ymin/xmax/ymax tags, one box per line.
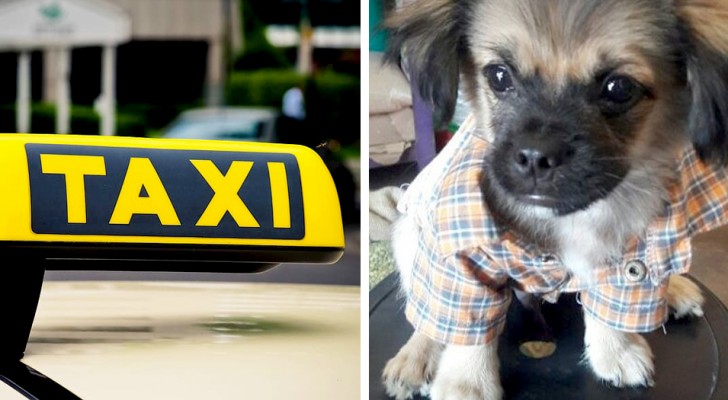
<box><xmin>29</xmin><ymin>144</ymin><xmax>305</xmax><ymax>239</ymax></box>
<box><xmin>0</xmin><ymin>134</ymin><xmax>344</xmax><ymax>265</ymax></box>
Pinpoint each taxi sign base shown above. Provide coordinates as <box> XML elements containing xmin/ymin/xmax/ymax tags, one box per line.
<box><xmin>2</xmin><ymin>266</ymin><xmax>43</xmax><ymax>362</ymax></box>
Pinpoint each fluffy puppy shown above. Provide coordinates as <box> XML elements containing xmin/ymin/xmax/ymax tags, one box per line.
<box><xmin>381</xmin><ymin>0</ymin><xmax>728</xmax><ymax>399</ymax></box>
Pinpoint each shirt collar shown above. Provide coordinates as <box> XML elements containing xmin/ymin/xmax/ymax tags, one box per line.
<box><xmin>432</xmin><ymin>135</ymin><xmax>504</xmax><ymax>254</ymax></box>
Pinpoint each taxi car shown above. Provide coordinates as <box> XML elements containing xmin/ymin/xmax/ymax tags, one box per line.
<box><xmin>0</xmin><ymin>134</ymin><xmax>357</xmax><ymax>399</ymax></box>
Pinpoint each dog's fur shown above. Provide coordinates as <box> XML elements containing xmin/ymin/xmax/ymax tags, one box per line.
<box><xmin>381</xmin><ymin>1</ymin><xmax>728</xmax><ymax>399</ymax></box>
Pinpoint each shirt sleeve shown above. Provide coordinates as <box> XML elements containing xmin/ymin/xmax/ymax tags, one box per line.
<box><xmin>580</xmin><ymin>277</ymin><xmax>670</xmax><ymax>333</ymax></box>
<box><xmin>397</xmin><ymin>114</ymin><xmax>477</xmax><ymax>217</ymax></box>
<box><xmin>404</xmin><ymin>248</ymin><xmax>512</xmax><ymax>346</ymax></box>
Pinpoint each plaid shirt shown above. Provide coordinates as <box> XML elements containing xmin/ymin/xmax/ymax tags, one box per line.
<box><xmin>399</xmin><ymin>115</ymin><xmax>728</xmax><ymax>346</ymax></box>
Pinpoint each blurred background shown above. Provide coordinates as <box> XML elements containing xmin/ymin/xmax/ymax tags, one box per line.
<box><xmin>0</xmin><ymin>0</ymin><xmax>361</xmax><ymax>284</ymax></box>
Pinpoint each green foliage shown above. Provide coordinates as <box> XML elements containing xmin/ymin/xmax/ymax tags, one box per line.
<box><xmin>226</xmin><ymin>69</ymin><xmax>306</xmax><ymax>107</ymax></box>
<box><xmin>240</xmin><ymin>0</ymin><xmax>267</xmax><ymax>35</ymax></box>
<box><xmin>0</xmin><ymin>103</ymin><xmax>145</xmax><ymax>136</ymax></box>
<box><xmin>232</xmin><ymin>40</ymin><xmax>292</xmax><ymax>70</ymax></box>
<box><xmin>232</xmin><ymin>23</ymin><xmax>292</xmax><ymax>71</ymax></box>
<box><xmin>234</xmin><ymin>0</ymin><xmax>292</xmax><ymax>70</ymax></box>
<box><xmin>308</xmin><ymin>69</ymin><xmax>361</xmax><ymax>145</ymax></box>
<box><xmin>118</xmin><ymin>102</ymin><xmax>201</xmax><ymax>131</ymax></box>
<box><xmin>225</xmin><ymin>68</ymin><xmax>360</xmax><ymax>145</ymax></box>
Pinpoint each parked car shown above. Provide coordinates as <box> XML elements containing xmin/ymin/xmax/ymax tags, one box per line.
<box><xmin>162</xmin><ymin>106</ymin><xmax>359</xmax><ymax>226</ymax></box>
<box><xmin>161</xmin><ymin>107</ymin><xmax>279</xmax><ymax>143</ymax></box>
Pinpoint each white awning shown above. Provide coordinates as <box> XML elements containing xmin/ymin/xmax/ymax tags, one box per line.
<box><xmin>0</xmin><ymin>0</ymin><xmax>130</xmax><ymax>49</ymax></box>
<box><xmin>266</xmin><ymin>25</ymin><xmax>360</xmax><ymax>49</ymax></box>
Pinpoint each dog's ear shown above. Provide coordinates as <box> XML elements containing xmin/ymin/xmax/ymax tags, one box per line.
<box><xmin>676</xmin><ymin>0</ymin><xmax>728</xmax><ymax>165</ymax></box>
<box><xmin>382</xmin><ymin>0</ymin><xmax>464</xmax><ymax>123</ymax></box>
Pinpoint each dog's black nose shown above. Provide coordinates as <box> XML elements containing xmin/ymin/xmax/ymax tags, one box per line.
<box><xmin>513</xmin><ymin>143</ymin><xmax>569</xmax><ymax>181</ymax></box>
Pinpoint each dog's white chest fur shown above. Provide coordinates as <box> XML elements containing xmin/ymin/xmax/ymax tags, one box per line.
<box><xmin>552</xmin><ymin>201</ymin><xmax>626</xmax><ymax>281</ymax></box>
<box><xmin>548</xmin><ymin>169</ymin><xmax>669</xmax><ymax>281</ymax></box>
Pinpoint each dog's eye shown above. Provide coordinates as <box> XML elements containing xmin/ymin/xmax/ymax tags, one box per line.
<box><xmin>601</xmin><ymin>75</ymin><xmax>642</xmax><ymax>104</ymax></box>
<box><xmin>484</xmin><ymin>64</ymin><xmax>514</xmax><ymax>93</ymax></box>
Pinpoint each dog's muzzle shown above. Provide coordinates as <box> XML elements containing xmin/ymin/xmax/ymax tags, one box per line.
<box><xmin>512</xmin><ymin>137</ymin><xmax>575</xmax><ymax>182</ymax></box>
<box><xmin>509</xmin><ymin>137</ymin><xmax>576</xmax><ymax>207</ymax></box>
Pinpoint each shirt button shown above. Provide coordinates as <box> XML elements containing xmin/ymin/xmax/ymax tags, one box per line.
<box><xmin>624</xmin><ymin>260</ymin><xmax>647</xmax><ymax>282</ymax></box>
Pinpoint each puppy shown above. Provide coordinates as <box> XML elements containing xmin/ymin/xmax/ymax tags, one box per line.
<box><xmin>380</xmin><ymin>1</ymin><xmax>728</xmax><ymax>399</ymax></box>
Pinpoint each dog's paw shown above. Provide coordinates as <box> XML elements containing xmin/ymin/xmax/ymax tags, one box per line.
<box><xmin>584</xmin><ymin>317</ymin><xmax>654</xmax><ymax>387</ymax></box>
<box><xmin>666</xmin><ymin>274</ymin><xmax>704</xmax><ymax>319</ymax></box>
<box><xmin>586</xmin><ymin>332</ymin><xmax>655</xmax><ymax>387</ymax></box>
<box><xmin>429</xmin><ymin>373</ymin><xmax>503</xmax><ymax>400</ymax></box>
<box><xmin>429</xmin><ymin>343</ymin><xmax>503</xmax><ymax>400</ymax></box>
<box><xmin>382</xmin><ymin>333</ymin><xmax>441</xmax><ymax>400</ymax></box>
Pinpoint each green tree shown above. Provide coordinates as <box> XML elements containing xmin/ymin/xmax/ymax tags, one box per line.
<box><xmin>233</xmin><ymin>0</ymin><xmax>292</xmax><ymax>70</ymax></box>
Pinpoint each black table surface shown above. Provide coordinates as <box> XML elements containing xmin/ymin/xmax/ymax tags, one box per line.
<box><xmin>369</xmin><ymin>273</ymin><xmax>728</xmax><ymax>400</ymax></box>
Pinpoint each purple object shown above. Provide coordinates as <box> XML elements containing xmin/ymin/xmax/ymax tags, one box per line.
<box><xmin>411</xmin><ymin>84</ymin><xmax>437</xmax><ymax>171</ymax></box>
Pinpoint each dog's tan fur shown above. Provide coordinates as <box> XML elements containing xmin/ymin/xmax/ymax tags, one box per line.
<box><xmin>469</xmin><ymin>1</ymin><xmax>668</xmax><ymax>86</ymax></box>
<box><xmin>677</xmin><ymin>0</ymin><xmax>728</xmax><ymax>54</ymax></box>
<box><xmin>382</xmin><ymin>0</ymin><xmax>728</xmax><ymax>399</ymax></box>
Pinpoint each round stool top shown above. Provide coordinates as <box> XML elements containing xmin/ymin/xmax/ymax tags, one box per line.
<box><xmin>369</xmin><ymin>273</ymin><xmax>728</xmax><ymax>400</ymax></box>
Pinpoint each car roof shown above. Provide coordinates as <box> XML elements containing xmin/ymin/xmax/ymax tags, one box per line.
<box><xmin>177</xmin><ymin>107</ymin><xmax>279</xmax><ymax>121</ymax></box>
<box><xmin>24</xmin><ymin>281</ymin><xmax>359</xmax><ymax>400</ymax></box>
<box><xmin>162</xmin><ymin>107</ymin><xmax>280</xmax><ymax>140</ymax></box>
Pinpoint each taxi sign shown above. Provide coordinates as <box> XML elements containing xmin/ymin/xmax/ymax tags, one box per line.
<box><xmin>0</xmin><ymin>134</ymin><xmax>345</xmax><ymax>267</ymax></box>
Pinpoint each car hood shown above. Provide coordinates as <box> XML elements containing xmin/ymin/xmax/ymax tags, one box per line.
<box><xmin>20</xmin><ymin>281</ymin><xmax>359</xmax><ymax>400</ymax></box>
